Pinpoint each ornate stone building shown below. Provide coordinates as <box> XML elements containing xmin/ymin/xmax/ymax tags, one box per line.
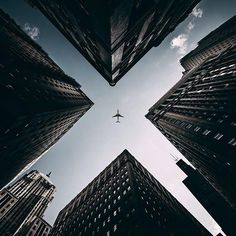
<box><xmin>0</xmin><ymin>170</ymin><xmax>55</xmax><ymax>236</ymax></box>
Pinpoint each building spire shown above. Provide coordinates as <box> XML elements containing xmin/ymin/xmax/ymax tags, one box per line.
<box><xmin>46</xmin><ymin>172</ymin><xmax>51</xmax><ymax>178</ymax></box>
<box><xmin>170</xmin><ymin>153</ymin><xmax>179</xmax><ymax>162</ymax></box>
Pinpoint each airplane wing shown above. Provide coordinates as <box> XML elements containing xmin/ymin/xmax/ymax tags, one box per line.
<box><xmin>112</xmin><ymin>114</ymin><xmax>118</xmax><ymax>118</ymax></box>
<box><xmin>119</xmin><ymin>114</ymin><xmax>124</xmax><ymax>118</ymax></box>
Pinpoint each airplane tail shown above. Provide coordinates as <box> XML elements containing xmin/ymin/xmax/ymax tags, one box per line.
<box><xmin>116</xmin><ymin>120</ymin><xmax>120</xmax><ymax>123</ymax></box>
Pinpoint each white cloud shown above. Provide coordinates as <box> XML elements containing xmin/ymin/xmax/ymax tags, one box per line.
<box><xmin>192</xmin><ymin>5</ymin><xmax>203</xmax><ymax>18</ymax></box>
<box><xmin>187</xmin><ymin>21</ymin><xmax>195</xmax><ymax>31</ymax></box>
<box><xmin>24</xmin><ymin>23</ymin><xmax>40</xmax><ymax>40</ymax></box>
<box><xmin>170</xmin><ymin>34</ymin><xmax>188</xmax><ymax>55</ymax></box>
<box><xmin>170</xmin><ymin>5</ymin><xmax>203</xmax><ymax>55</ymax></box>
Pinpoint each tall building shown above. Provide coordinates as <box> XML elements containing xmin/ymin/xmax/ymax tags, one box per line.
<box><xmin>51</xmin><ymin>150</ymin><xmax>211</xmax><ymax>236</ymax></box>
<box><xmin>181</xmin><ymin>15</ymin><xmax>236</xmax><ymax>71</ymax></box>
<box><xmin>146</xmin><ymin>45</ymin><xmax>236</xmax><ymax>209</ymax></box>
<box><xmin>16</xmin><ymin>216</ymin><xmax>52</xmax><ymax>236</ymax></box>
<box><xmin>0</xmin><ymin>9</ymin><xmax>93</xmax><ymax>188</ymax></box>
<box><xmin>0</xmin><ymin>170</ymin><xmax>56</xmax><ymax>236</ymax></box>
<box><xmin>27</xmin><ymin>0</ymin><xmax>200</xmax><ymax>86</ymax></box>
<box><xmin>176</xmin><ymin>159</ymin><xmax>236</xmax><ymax>236</ymax></box>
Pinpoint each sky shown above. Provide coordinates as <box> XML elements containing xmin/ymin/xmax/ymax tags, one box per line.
<box><xmin>1</xmin><ymin>0</ymin><xmax>236</xmax><ymax>235</ymax></box>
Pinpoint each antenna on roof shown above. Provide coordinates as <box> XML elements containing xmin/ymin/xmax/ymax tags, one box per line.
<box><xmin>170</xmin><ymin>153</ymin><xmax>179</xmax><ymax>162</ymax></box>
<box><xmin>46</xmin><ymin>172</ymin><xmax>51</xmax><ymax>178</ymax></box>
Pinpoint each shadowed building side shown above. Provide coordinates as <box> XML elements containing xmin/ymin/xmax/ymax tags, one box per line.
<box><xmin>0</xmin><ymin>9</ymin><xmax>93</xmax><ymax>189</ymax></box>
<box><xmin>50</xmin><ymin>150</ymin><xmax>212</xmax><ymax>236</ymax></box>
<box><xmin>146</xmin><ymin>45</ymin><xmax>236</xmax><ymax>209</ymax></box>
<box><xmin>177</xmin><ymin>159</ymin><xmax>236</xmax><ymax>236</ymax></box>
<box><xmin>27</xmin><ymin>0</ymin><xmax>200</xmax><ymax>85</ymax></box>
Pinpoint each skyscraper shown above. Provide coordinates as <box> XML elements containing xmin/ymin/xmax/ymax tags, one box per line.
<box><xmin>0</xmin><ymin>170</ymin><xmax>56</xmax><ymax>236</ymax></box>
<box><xmin>176</xmin><ymin>159</ymin><xmax>236</xmax><ymax>236</ymax></box>
<box><xmin>51</xmin><ymin>150</ymin><xmax>211</xmax><ymax>236</ymax></box>
<box><xmin>27</xmin><ymin>0</ymin><xmax>200</xmax><ymax>85</ymax></box>
<box><xmin>181</xmin><ymin>15</ymin><xmax>236</xmax><ymax>71</ymax></box>
<box><xmin>146</xmin><ymin>45</ymin><xmax>236</xmax><ymax>209</ymax></box>
<box><xmin>0</xmin><ymin>9</ymin><xmax>93</xmax><ymax>188</ymax></box>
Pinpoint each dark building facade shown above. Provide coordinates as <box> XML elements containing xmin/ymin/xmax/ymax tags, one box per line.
<box><xmin>177</xmin><ymin>159</ymin><xmax>236</xmax><ymax>236</ymax></box>
<box><xmin>27</xmin><ymin>0</ymin><xmax>200</xmax><ymax>85</ymax></box>
<box><xmin>0</xmin><ymin>9</ymin><xmax>93</xmax><ymax>188</ymax></box>
<box><xmin>0</xmin><ymin>170</ymin><xmax>55</xmax><ymax>236</ymax></box>
<box><xmin>51</xmin><ymin>150</ymin><xmax>211</xmax><ymax>236</ymax></box>
<box><xmin>180</xmin><ymin>15</ymin><xmax>236</xmax><ymax>71</ymax></box>
<box><xmin>146</xmin><ymin>45</ymin><xmax>236</xmax><ymax>209</ymax></box>
<box><xmin>16</xmin><ymin>216</ymin><xmax>52</xmax><ymax>236</ymax></box>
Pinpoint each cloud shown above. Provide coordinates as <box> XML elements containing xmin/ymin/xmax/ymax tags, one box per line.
<box><xmin>24</xmin><ymin>23</ymin><xmax>40</xmax><ymax>40</ymax></box>
<box><xmin>170</xmin><ymin>5</ymin><xmax>203</xmax><ymax>55</ymax></box>
<box><xmin>170</xmin><ymin>34</ymin><xmax>188</xmax><ymax>55</ymax></box>
<box><xmin>187</xmin><ymin>21</ymin><xmax>195</xmax><ymax>31</ymax></box>
<box><xmin>192</xmin><ymin>5</ymin><xmax>203</xmax><ymax>18</ymax></box>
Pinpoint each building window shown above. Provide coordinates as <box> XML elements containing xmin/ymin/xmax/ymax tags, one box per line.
<box><xmin>203</xmin><ymin>129</ymin><xmax>211</xmax><ymax>135</ymax></box>
<box><xmin>1</xmin><ymin>209</ymin><xmax>6</xmax><ymax>214</ymax></box>
<box><xmin>228</xmin><ymin>138</ymin><xmax>236</xmax><ymax>146</ymax></box>
<box><xmin>186</xmin><ymin>124</ymin><xmax>192</xmax><ymax>129</ymax></box>
<box><xmin>214</xmin><ymin>133</ymin><xmax>223</xmax><ymax>140</ymax></box>
<box><xmin>194</xmin><ymin>126</ymin><xmax>201</xmax><ymax>132</ymax></box>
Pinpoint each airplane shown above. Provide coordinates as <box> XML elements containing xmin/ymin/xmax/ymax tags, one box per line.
<box><xmin>112</xmin><ymin>109</ymin><xmax>124</xmax><ymax>123</ymax></box>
